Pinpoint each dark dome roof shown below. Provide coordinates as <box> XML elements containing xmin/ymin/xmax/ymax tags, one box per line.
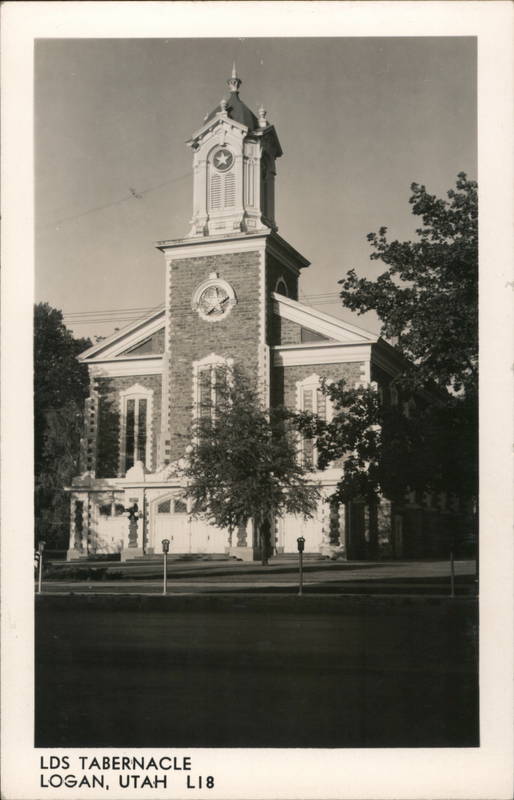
<box><xmin>206</xmin><ymin>91</ymin><xmax>259</xmax><ymax>132</ymax></box>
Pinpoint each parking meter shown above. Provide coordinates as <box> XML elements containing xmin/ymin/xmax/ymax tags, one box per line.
<box><xmin>162</xmin><ymin>539</ymin><xmax>170</xmax><ymax>595</ymax></box>
<box><xmin>297</xmin><ymin>537</ymin><xmax>305</xmax><ymax>596</ymax></box>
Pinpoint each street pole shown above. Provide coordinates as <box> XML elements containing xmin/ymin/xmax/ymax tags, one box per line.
<box><xmin>297</xmin><ymin>537</ymin><xmax>305</xmax><ymax>596</ymax></box>
<box><xmin>37</xmin><ymin>541</ymin><xmax>46</xmax><ymax>594</ymax></box>
<box><xmin>162</xmin><ymin>539</ymin><xmax>170</xmax><ymax>595</ymax></box>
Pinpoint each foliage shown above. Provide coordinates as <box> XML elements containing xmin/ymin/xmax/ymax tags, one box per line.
<box><xmin>339</xmin><ymin>173</ymin><xmax>477</xmax><ymax>395</ymax></box>
<box><xmin>184</xmin><ymin>367</ymin><xmax>319</xmax><ymax>564</ymax></box>
<box><xmin>297</xmin><ymin>175</ymin><xmax>478</xmax><ymax>508</ymax></box>
<box><xmin>34</xmin><ymin>303</ymin><xmax>91</xmax><ymax>547</ymax></box>
<box><xmin>95</xmin><ymin>380</ymin><xmax>121</xmax><ymax>479</ymax></box>
<box><xmin>297</xmin><ymin>379</ymin><xmax>477</xmax><ymax>507</ymax></box>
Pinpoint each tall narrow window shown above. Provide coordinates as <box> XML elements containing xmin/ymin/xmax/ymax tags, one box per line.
<box><xmin>119</xmin><ymin>385</ymin><xmax>153</xmax><ymax>474</ymax></box>
<box><xmin>296</xmin><ymin>374</ymin><xmax>333</xmax><ymax>469</ymax></box>
<box><xmin>192</xmin><ymin>354</ymin><xmax>233</xmax><ymax>424</ymax></box>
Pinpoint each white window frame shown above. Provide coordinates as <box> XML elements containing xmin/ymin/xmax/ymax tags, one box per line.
<box><xmin>191</xmin><ymin>275</ymin><xmax>237</xmax><ymax>323</ymax></box>
<box><xmin>295</xmin><ymin>373</ymin><xmax>333</xmax><ymax>470</ymax></box>
<box><xmin>119</xmin><ymin>383</ymin><xmax>153</xmax><ymax>474</ymax></box>
<box><xmin>274</xmin><ymin>276</ymin><xmax>289</xmax><ymax>297</ymax></box>
<box><xmin>192</xmin><ymin>353</ymin><xmax>234</xmax><ymax>423</ymax></box>
<box><xmin>207</xmin><ymin>146</ymin><xmax>237</xmax><ymax>212</ymax></box>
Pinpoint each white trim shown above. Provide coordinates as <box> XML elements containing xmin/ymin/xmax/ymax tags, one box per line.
<box><xmin>274</xmin><ymin>276</ymin><xmax>289</xmax><ymax>296</ymax></box>
<box><xmin>191</xmin><ymin>353</ymin><xmax>234</xmax><ymax>422</ymax></box>
<box><xmin>188</xmin><ymin>112</ymin><xmax>249</xmax><ymax>147</ymax></box>
<box><xmin>295</xmin><ymin>373</ymin><xmax>334</xmax><ymax>469</ymax></box>
<box><xmin>273</xmin><ymin>342</ymin><xmax>371</xmax><ymax>367</ymax></box>
<box><xmin>191</xmin><ymin>275</ymin><xmax>237</xmax><ymax>323</ymax></box>
<box><xmin>118</xmin><ymin>383</ymin><xmax>154</xmax><ymax>474</ymax></box>
<box><xmin>159</xmin><ymin>234</ymin><xmax>268</xmax><ymax>261</ymax></box>
<box><xmin>273</xmin><ymin>292</ymin><xmax>377</xmax><ymax>344</ymax></box>
<box><xmin>258</xmin><ymin>249</ymin><xmax>268</xmax><ymax>406</ymax></box>
<box><xmin>79</xmin><ymin>307</ymin><xmax>165</xmax><ymax>361</ymax></box>
<box><xmin>89</xmin><ymin>358</ymin><xmax>163</xmax><ymax>378</ymax></box>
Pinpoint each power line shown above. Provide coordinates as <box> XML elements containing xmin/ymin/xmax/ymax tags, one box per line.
<box><xmin>38</xmin><ymin>171</ymin><xmax>190</xmax><ymax>230</ymax></box>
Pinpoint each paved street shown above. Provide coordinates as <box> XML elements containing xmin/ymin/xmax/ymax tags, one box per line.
<box><xmin>35</xmin><ymin>593</ymin><xmax>478</xmax><ymax>748</ymax></box>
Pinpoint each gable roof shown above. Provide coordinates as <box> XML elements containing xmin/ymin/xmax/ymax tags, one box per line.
<box><xmin>272</xmin><ymin>293</ymin><xmax>378</xmax><ymax>345</ymax></box>
<box><xmin>78</xmin><ymin>306</ymin><xmax>165</xmax><ymax>363</ymax></box>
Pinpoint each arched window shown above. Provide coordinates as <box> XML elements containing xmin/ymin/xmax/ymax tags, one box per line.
<box><xmin>275</xmin><ymin>277</ymin><xmax>289</xmax><ymax>297</ymax></box>
<box><xmin>295</xmin><ymin>374</ymin><xmax>333</xmax><ymax>469</ymax></box>
<box><xmin>119</xmin><ymin>384</ymin><xmax>153</xmax><ymax>473</ymax></box>
<box><xmin>192</xmin><ymin>353</ymin><xmax>234</xmax><ymax>422</ymax></box>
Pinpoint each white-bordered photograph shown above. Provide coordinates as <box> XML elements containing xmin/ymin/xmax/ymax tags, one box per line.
<box><xmin>1</xmin><ymin>3</ymin><xmax>513</xmax><ymax>799</ymax></box>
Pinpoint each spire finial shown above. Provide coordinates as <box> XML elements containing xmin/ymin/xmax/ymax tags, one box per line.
<box><xmin>227</xmin><ymin>62</ymin><xmax>242</xmax><ymax>93</ymax></box>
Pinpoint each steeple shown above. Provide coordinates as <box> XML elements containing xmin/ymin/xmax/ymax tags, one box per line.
<box><xmin>227</xmin><ymin>62</ymin><xmax>242</xmax><ymax>93</ymax></box>
<box><xmin>187</xmin><ymin>68</ymin><xmax>283</xmax><ymax>238</ymax></box>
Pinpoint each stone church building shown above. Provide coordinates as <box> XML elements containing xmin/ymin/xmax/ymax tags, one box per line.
<box><xmin>67</xmin><ymin>67</ymin><xmax>454</xmax><ymax>562</ymax></box>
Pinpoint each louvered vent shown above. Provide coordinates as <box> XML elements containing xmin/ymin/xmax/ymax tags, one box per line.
<box><xmin>210</xmin><ymin>174</ymin><xmax>222</xmax><ymax>209</ymax></box>
<box><xmin>224</xmin><ymin>172</ymin><xmax>236</xmax><ymax>207</ymax></box>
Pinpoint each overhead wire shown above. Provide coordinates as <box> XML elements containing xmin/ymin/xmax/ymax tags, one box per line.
<box><xmin>38</xmin><ymin>171</ymin><xmax>190</xmax><ymax>230</ymax></box>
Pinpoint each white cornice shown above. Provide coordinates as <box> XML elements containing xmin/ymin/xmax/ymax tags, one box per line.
<box><xmin>188</xmin><ymin>113</ymin><xmax>249</xmax><ymax>146</ymax></box>
<box><xmin>158</xmin><ymin>234</ymin><xmax>268</xmax><ymax>260</ymax></box>
<box><xmin>90</xmin><ymin>358</ymin><xmax>163</xmax><ymax>378</ymax></box>
<box><xmin>272</xmin><ymin>342</ymin><xmax>371</xmax><ymax>367</ymax></box>
<box><xmin>79</xmin><ymin>307</ymin><xmax>165</xmax><ymax>362</ymax></box>
<box><xmin>156</xmin><ymin>231</ymin><xmax>310</xmax><ymax>276</ymax></box>
<box><xmin>273</xmin><ymin>293</ymin><xmax>378</xmax><ymax>344</ymax></box>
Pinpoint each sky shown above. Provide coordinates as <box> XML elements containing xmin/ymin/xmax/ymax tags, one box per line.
<box><xmin>35</xmin><ymin>37</ymin><xmax>477</xmax><ymax>341</ymax></box>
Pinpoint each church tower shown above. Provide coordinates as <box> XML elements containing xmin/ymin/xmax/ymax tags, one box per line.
<box><xmin>156</xmin><ymin>67</ymin><xmax>310</xmax><ymax>467</ymax></box>
<box><xmin>188</xmin><ymin>64</ymin><xmax>282</xmax><ymax>237</ymax></box>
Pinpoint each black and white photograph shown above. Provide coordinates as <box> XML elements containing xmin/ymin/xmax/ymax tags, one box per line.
<box><xmin>1</xmin><ymin>3</ymin><xmax>513</xmax><ymax>799</ymax></box>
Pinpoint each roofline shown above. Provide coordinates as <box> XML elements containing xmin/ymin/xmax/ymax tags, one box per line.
<box><xmin>78</xmin><ymin>305</ymin><xmax>165</xmax><ymax>361</ymax></box>
<box><xmin>187</xmin><ymin>112</ymin><xmax>249</xmax><ymax>146</ymax></box>
<box><xmin>272</xmin><ymin>292</ymin><xmax>378</xmax><ymax>342</ymax></box>
<box><xmin>156</xmin><ymin>229</ymin><xmax>310</xmax><ymax>270</ymax></box>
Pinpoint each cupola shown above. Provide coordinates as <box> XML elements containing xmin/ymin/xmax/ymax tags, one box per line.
<box><xmin>186</xmin><ymin>65</ymin><xmax>282</xmax><ymax>237</ymax></box>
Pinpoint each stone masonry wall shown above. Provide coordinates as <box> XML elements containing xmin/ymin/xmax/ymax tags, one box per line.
<box><xmin>167</xmin><ymin>250</ymin><xmax>262</xmax><ymax>462</ymax></box>
<box><xmin>270</xmin><ymin>315</ymin><xmax>303</xmax><ymax>346</ymax></box>
<box><xmin>94</xmin><ymin>374</ymin><xmax>162</xmax><ymax>477</ymax></box>
<box><xmin>271</xmin><ymin>361</ymin><xmax>364</xmax><ymax>409</ymax></box>
<box><xmin>265</xmin><ymin>252</ymin><xmax>299</xmax><ymax>347</ymax></box>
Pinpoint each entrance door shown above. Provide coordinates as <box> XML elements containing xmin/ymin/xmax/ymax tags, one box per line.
<box><xmin>153</xmin><ymin>497</ymin><xmax>191</xmax><ymax>554</ymax></box>
<box><xmin>281</xmin><ymin>505</ymin><xmax>322</xmax><ymax>553</ymax></box>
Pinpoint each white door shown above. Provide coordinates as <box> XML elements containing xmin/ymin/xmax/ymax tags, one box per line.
<box><xmin>190</xmin><ymin>517</ymin><xmax>229</xmax><ymax>553</ymax></box>
<box><xmin>153</xmin><ymin>497</ymin><xmax>191</xmax><ymax>554</ymax></box>
<box><xmin>281</xmin><ymin>506</ymin><xmax>322</xmax><ymax>553</ymax></box>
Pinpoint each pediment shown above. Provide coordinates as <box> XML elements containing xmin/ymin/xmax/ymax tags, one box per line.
<box><xmin>272</xmin><ymin>293</ymin><xmax>378</xmax><ymax>345</ymax></box>
<box><xmin>78</xmin><ymin>307</ymin><xmax>166</xmax><ymax>364</ymax></box>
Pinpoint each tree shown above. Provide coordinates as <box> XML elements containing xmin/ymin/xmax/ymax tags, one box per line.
<box><xmin>184</xmin><ymin>367</ymin><xmax>319</xmax><ymax>565</ymax></box>
<box><xmin>34</xmin><ymin>303</ymin><xmax>91</xmax><ymax>548</ymax></box>
<box><xmin>340</xmin><ymin>173</ymin><xmax>477</xmax><ymax>395</ymax></box>
<box><xmin>296</xmin><ymin>174</ymin><xmax>478</xmax><ymax>525</ymax></box>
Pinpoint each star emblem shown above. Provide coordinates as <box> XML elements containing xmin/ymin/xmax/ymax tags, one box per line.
<box><xmin>213</xmin><ymin>148</ymin><xmax>233</xmax><ymax>171</ymax></box>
